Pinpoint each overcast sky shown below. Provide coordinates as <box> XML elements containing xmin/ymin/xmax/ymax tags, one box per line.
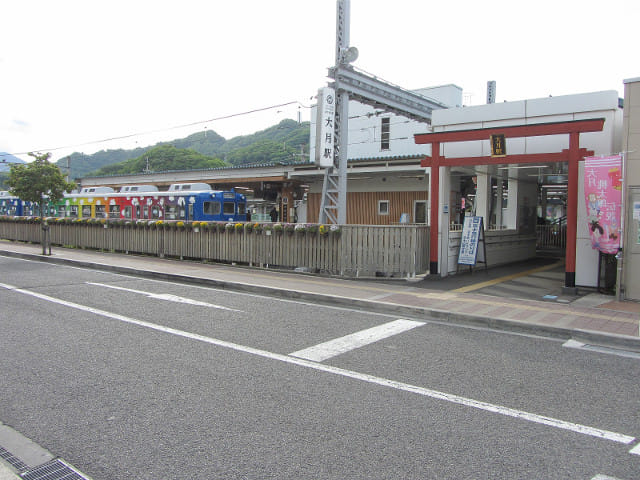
<box><xmin>1</xmin><ymin>0</ymin><xmax>636</xmax><ymax>162</ymax></box>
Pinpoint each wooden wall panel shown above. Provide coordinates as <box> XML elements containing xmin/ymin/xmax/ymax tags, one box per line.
<box><xmin>307</xmin><ymin>191</ymin><xmax>428</xmax><ymax>225</ymax></box>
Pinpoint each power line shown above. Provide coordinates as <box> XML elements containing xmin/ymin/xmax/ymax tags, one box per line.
<box><xmin>2</xmin><ymin>100</ymin><xmax>309</xmax><ymax>159</ymax></box>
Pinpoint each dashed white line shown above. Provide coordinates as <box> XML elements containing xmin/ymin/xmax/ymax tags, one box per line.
<box><xmin>290</xmin><ymin>319</ymin><xmax>425</xmax><ymax>361</ymax></box>
<box><xmin>1</xmin><ymin>282</ymin><xmax>636</xmax><ymax>451</ymax></box>
<box><xmin>87</xmin><ymin>282</ymin><xmax>241</xmax><ymax>311</ymax></box>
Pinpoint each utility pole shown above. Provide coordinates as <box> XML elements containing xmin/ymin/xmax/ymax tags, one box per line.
<box><xmin>318</xmin><ymin>0</ymin><xmax>446</xmax><ymax>224</ymax></box>
<box><xmin>318</xmin><ymin>0</ymin><xmax>352</xmax><ymax>224</ymax></box>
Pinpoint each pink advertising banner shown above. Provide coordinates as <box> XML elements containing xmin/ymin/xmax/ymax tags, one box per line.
<box><xmin>584</xmin><ymin>155</ymin><xmax>622</xmax><ymax>254</ymax></box>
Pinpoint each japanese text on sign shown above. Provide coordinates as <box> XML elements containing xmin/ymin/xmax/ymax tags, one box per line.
<box><xmin>490</xmin><ymin>134</ymin><xmax>506</xmax><ymax>157</ymax></box>
<box><xmin>458</xmin><ymin>216</ymin><xmax>484</xmax><ymax>265</ymax></box>
<box><xmin>584</xmin><ymin>155</ymin><xmax>622</xmax><ymax>254</ymax></box>
<box><xmin>315</xmin><ymin>87</ymin><xmax>336</xmax><ymax>168</ymax></box>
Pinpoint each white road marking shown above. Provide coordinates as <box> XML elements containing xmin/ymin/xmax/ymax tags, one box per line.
<box><xmin>563</xmin><ymin>339</ymin><xmax>586</xmax><ymax>349</ymax></box>
<box><xmin>290</xmin><ymin>319</ymin><xmax>425</xmax><ymax>361</ymax></box>
<box><xmin>1</xmin><ymin>282</ymin><xmax>636</xmax><ymax>449</ymax></box>
<box><xmin>630</xmin><ymin>442</ymin><xmax>640</xmax><ymax>455</ymax></box>
<box><xmin>592</xmin><ymin>475</ymin><xmax>627</xmax><ymax>480</ymax></box>
<box><xmin>86</xmin><ymin>282</ymin><xmax>241</xmax><ymax>311</ymax></box>
<box><xmin>563</xmin><ymin>339</ymin><xmax>640</xmax><ymax>360</ymax></box>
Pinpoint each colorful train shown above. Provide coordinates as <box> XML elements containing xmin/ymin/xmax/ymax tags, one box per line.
<box><xmin>0</xmin><ymin>183</ymin><xmax>247</xmax><ymax>222</ymax></box>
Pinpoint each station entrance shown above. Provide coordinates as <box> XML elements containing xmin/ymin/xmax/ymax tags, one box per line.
<box><xmin>414</xmin><ymin>118</ymin><xmax>606</xmax><ymax>288</ymax></box>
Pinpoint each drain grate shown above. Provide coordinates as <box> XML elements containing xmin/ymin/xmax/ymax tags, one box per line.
<box><xmin>0</xmin><ymin>445</ymin><xmax>29</xmax><ymax>472</ymax></box>
<box><xmin>20</xmin><ymin>459</ymin><xmax>91</xmax><ymax>480</ymax></box>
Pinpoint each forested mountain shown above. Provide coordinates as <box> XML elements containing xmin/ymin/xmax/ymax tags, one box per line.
<box><xmin>0</xmin><ymin>153</ymin><xmax>27</xmax><ymax>189</ymax></box>
<box><xmin>93</xmin><ymin>145</ymin><xmax>226</xmax><ymax>176</ymax></box>
<box><xmin>59</xmin><ymin>119</ymin><xmax>310</xmax><ymax>179</ymax></box>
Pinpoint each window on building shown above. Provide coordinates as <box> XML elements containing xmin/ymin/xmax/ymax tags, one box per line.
<box><xmin>378</xmin><ymin>200</ymin><xmax>390</xmax><ymax>215</ymax></box>
<box><xmin>381</xmin><ymin>117</ymin><xmax>390</xmax><ymax>150</ymax></box>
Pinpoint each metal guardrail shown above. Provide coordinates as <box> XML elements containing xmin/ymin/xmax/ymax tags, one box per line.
<box><xmin>536</xmin><ymin>224</ymin><xmax>567</xmax><ymax>249</ymax></box>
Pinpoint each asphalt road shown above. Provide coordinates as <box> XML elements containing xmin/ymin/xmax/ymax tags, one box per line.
<box><xmin>1</xmin><ymin>256</ymin><xmax>639</xmax><ymax>479</ymax></box>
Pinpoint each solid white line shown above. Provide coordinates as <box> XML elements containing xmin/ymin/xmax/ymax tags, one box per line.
<box><xmin>290</xmin><ymin>319</ymin><xmax>425</xmax><ymax>361</ymax></box>
<box><xmin>630</xmin><ymin>442</ymin><xmax>640</xmax><ymax>455</ymax></box>
<box><xmin>0</xmin><ymin>282</ymin><xmax>636</xmax><ymax>448</ymax></box>
<box><xmin>86</xmin><ymin>282</ymin><xmax>241</xmax><ymax>311</ymax></box>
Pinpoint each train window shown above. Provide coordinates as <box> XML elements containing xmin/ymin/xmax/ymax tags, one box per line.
<box><xmin>82</xmin><ymin>205</ymin><xmax>91</xmax><ymax>218</ymax></box>
<box><xmin>136</xmin><ymin>205</ymin><xmax>140</xmax><ymax>219</ymax></box>
<box><xmin>203</xmin><ymin>201</ymin><xmax>221</xmax><ymax>215</ymax></box>
<box><xmin>166</xmin><ymin>206</ymin><xmax>177</xmax><ymax>220</ymax></box>
<box><xmin>123</xmin><ymin>206</ymin><xmax>132</xmax><ymax>219</ymax></box>
<box><xmin>109</xmin><ymin>205</ymin><xmax>119</xmax><ymax>218</ymax></box>
<box><xmin>68</xmin><ymin>205</ymin><xmax>78</xmax><ymax>218</ymax></box>
<box><xmin>151</xmin><ymin>207</ymin><xmax>162</xmax><ymax>219</ymax></box>
<box><xmin>238</xmin><ymin>203</ymin><xmax>246</xmax><ymax>215</ymax></box>
<box><xmin>223</xmin><ymin>202</ymin><xmax>235</xmax><ymax>215</ymax></box>
<box><xmin>95</xmin><ymin>205</ymin><xmax>106</xmax><ymax>218</ymax></box>
<box><xmin>142</xmin><ymin>206</ymin><xmax>149</xmax><ymax>219</ymax></box>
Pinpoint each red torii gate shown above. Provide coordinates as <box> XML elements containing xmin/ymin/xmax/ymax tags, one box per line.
<box><xmin>414</xmin><ymin>118</ymin><xmax>605</xmax><ymax>288</ymax></box>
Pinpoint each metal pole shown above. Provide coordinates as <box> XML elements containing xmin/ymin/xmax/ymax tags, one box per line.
<box><xmin>616</xmin><ymin>151</ymin><xmax>626</xmax><ymax>300</ymax></box>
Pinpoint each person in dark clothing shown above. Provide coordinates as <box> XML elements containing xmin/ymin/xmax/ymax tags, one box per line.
<box><xmin>269</xmin><ymin>207</ymin><xmax>278</xmax><ymax>222</ymax></box>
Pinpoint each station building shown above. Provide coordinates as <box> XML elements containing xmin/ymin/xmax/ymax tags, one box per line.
<box><xmin>79</xmin><ymin>81</ymin><xmax>639</xmax><ymax>300</ymax></box>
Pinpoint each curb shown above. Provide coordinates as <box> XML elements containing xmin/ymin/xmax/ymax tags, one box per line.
<box><xmin>3</xmin><ymin>249</ymin><xmax>640</xmax><ymax>353</ymax></box>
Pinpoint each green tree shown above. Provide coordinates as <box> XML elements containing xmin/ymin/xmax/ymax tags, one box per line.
<box><xmin>8</xmin><ymin>152</ymin><xmax>75</xmax><ymax>254</ymax></box>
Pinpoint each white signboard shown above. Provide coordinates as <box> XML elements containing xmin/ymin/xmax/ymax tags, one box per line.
<box><xmin>314</xmin><ymin>87</ymin><xmax>336</xmax><ymax>168</ymax></box>
<box><xmin>458</xmin><ymin>216</ymin><xmax>484</xmax><ymax>266</ymax></box>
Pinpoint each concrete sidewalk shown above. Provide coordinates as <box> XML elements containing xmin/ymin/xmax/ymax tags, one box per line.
<box><xmin>1</xmin><ymin>240</ymin><xmax>639</xmax><ymax>352</ymax></box>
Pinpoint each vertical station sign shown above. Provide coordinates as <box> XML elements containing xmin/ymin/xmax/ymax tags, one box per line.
<box><xmin>490</xmin><ymin>134</ymin><xmax>506</xmax><ymax>157</ymax></box>
<box><xmin>315</xmin><ymin>87</ymin><xmax>336</xmax><ymax>168</ymax></box>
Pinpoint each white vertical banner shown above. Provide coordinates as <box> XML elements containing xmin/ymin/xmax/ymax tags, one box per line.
<box><xmin>315</xmin><ymin>87</ymin><xmax>336</xmax><ymax>168</ymax></box>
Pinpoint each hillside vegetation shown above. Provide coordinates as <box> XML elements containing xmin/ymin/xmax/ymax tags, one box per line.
<box><xmin>60</xmin><ymin>119</ymin><xmax>310</xmax><ymax>179</ymax></box>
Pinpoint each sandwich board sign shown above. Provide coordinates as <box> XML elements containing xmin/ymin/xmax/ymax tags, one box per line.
<box><xmin>458</xmin><ymin>216</ymin><xmax>487</xmax><ymax>270</ymax></box>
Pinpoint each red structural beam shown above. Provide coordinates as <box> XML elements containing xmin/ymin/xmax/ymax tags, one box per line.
<box><xmin>415</xmin><ymin>118</ymin><xmax>605</xmax><ymax>144</ymax></box>
<box><xmin>420</xmin><ymin>149</ymin><xmax>594</xmax><ymax>168</ymax></box>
